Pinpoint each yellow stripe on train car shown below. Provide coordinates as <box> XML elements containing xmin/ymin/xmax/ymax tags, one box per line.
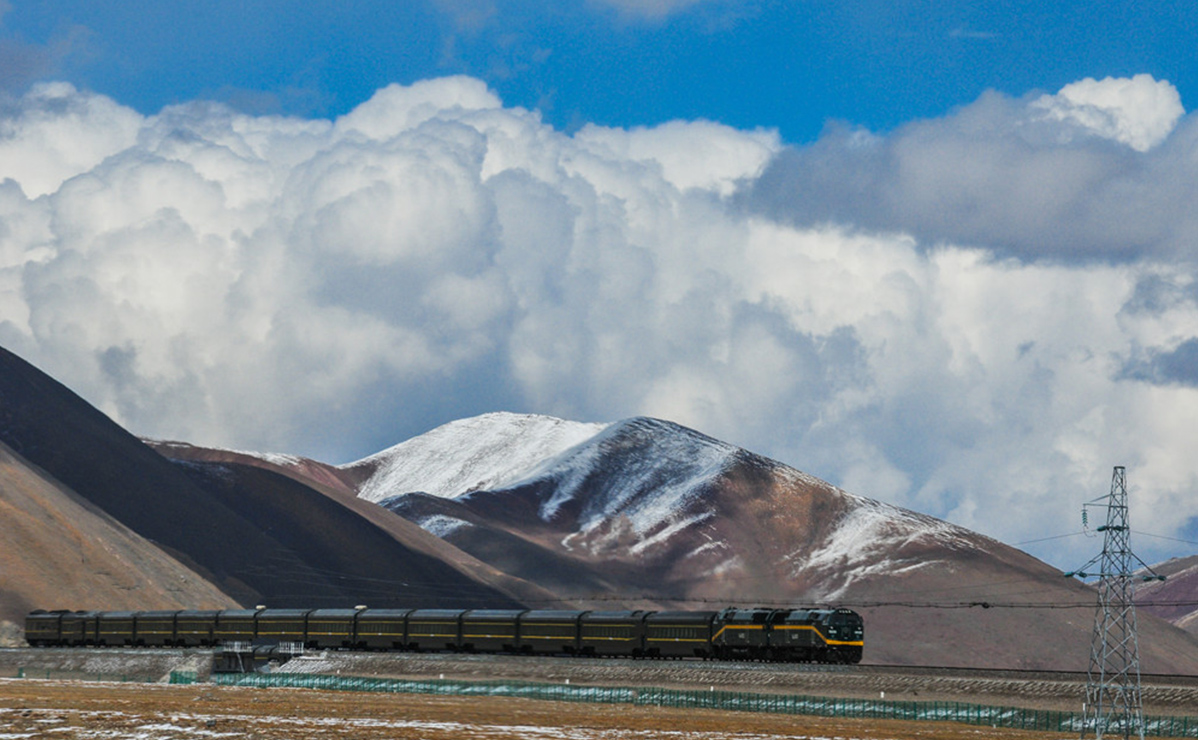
<box><xmin>646</xmin><ymin>638</ymin><xmax>708</xmax><ymax>643</ymax></box>
<box><xmin>581</xmin><ymin>636</ymin><xmax>636</xmax><ymax>642</ymax></box>
<box><xmin>711</xmin><ymin>625</ymin><xmax>764</xmax><ymax>640</ymax></box>
<box><xmin>771</xmin><ymin>624</ymin><xmax>864</xmax><ymax>646</ymax></box>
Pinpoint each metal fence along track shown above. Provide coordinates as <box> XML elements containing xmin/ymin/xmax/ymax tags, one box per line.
<box><xmin>167</xmin><ymin>671</ymin><xmax>1198</xmax><ymax>737</ymax></box>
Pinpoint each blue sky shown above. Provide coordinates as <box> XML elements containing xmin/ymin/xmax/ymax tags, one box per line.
<box><xmin>2</xmin><ymin>0</ymin><xmax>1198</xmax><ymax>570</ymax></box>
<box><xmin>5</xmin><ymin>0</ymin><xmax>1195</xmax><ymax>143</ymax></box>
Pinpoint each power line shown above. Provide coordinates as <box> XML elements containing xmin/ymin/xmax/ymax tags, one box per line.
<box><xmin>1015</xmin><ymin>531</ymin><xmax>1087</xmax><ymax>545</ymax></box>
<box><xmin>1132</xmin><ymin>530</ymin><xmax>1198</xmax><ymax>546</ymax></box>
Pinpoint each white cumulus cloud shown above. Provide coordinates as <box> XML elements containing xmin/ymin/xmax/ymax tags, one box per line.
<box><xmin>1031</xmin><ymin>74</ymin><xmax>1185</xmax><ymax>152</ymax></box>
<box><xmin>1</xmin><ymin>75</ymin><xmax>1197</xmax><ymax>570</ymax></box>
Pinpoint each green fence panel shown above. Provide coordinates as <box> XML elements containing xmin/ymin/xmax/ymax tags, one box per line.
<box><xmin>202</xmin><ymin>672</ymin><xmax>1198</xmax><ymax>737</ymax></box>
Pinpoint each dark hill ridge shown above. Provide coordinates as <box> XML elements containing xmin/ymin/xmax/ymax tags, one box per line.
<box><xmin>0</xmin><ymin>345</ymin><xmax>521</xmax><ymax>612</ymax></box>
<box><xmin>146</xmin><ymin>440</ymin><xmax>360</xmax><ymax>499</ymax></box>
<box><xmin>383</xmin><ymin>492</ymin><xmax>620</xmax><ymax>598</ymax></box>
<box><xmin>142</xmin><ymin>440</ymin><xmax>563</xmax><ymax>608</ymax></box>
<box><xmin>164</xmin><ymin>460</ymin><xmax>523</xmax><ymax>608</ymax></box>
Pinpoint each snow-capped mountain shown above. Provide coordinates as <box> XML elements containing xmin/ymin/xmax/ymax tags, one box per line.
<box><xmin>148</xmin><ymin>409</ymin><xmax>1015</xmax><ymax>607</ymax></box>
<box><xmin>345</xmin><ymin>412</ymin><xmax>609</xmax><ymax>501</ymax></box>
<box><xmin>362</xmin><ymin>415</ymin><xmax>983</xmax><ymax>600</ymax></box>
<box><xmin>348</xmin><ymin>411</ymin><xmax>1198</xmax><ymax>671</ymax></box>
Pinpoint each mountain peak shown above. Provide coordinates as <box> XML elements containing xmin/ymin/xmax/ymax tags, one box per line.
<box><xmin>498</xmin><ymin>415</ymin><xmax>747</xmax><ymax>531</ymax></box>
<box><xmin>347</xmin><ymin>411</ymin><xmax>610</xmax><ymax>501</ymax></box>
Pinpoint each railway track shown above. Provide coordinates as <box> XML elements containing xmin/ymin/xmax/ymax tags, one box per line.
<box><xmin>850</xmin><ymin>663</ymin><xmax>1198</xmax><ymax>688</ymax></box>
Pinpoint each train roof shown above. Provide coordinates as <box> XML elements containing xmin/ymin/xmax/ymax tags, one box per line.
<box><xmin>355</xmin><ymin>608</ymin><xmax>414</xmax><ymax>618</ymax></box>
<box><xmin>462</xmin><ymin>609</ymin><xmax>528</xmax><ymax>619</ymax></box>
<box><xmin>307</xmin><ymin>608</ymin><xmax>361</xmax><ymax>618</ymax></box>
<box><xmin>217</xmin><ymin>609</ymin><xmax>263</xmax><ymax>619</ymax></box>
<box><xmin>518</xmin><ymin>610</ymin><xmax>586</xmax><ymax>620</ymax></box>
<box><xmin>581</xmin><ymin>610</ymin><xmax>649</xmax><ymax>623</ymax></box>
<box><xmin>407</xmin><ymin>609</ymin><xmax>468</xmax><ymax>619</ymax></box>
<box><xmin>645</xmin><ymin>611</ymin><xmax>717</xmax><ymax>623</ymax></box>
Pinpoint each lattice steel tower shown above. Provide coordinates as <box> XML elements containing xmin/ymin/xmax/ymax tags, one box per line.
<box><xmin>1066</xmin><ymin>466</ymin><xmax>1163</xmax><ymax>740</ymax></box>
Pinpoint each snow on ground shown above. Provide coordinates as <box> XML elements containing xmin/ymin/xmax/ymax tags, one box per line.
<box><xmin>352</xmin><ymin>413</ymin><xmax>609</xmax><ymax>502</ymax></box>
<box><xmin>0</xmin><ymin>704</ymin><xmax>855</xmax><ymax>740</ymax></box>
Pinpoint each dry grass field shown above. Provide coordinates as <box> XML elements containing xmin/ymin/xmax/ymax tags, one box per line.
<box><xmin>0</xmin><ymin>678</ymin><xmax>1072</xmax><ymax>740</ymax></box>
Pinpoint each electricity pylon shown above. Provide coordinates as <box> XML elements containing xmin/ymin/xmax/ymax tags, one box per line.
<box><xmin>1065</xmin><ymin>466</ymin><xmax>1164</xmax><ymax>740</ymax></box>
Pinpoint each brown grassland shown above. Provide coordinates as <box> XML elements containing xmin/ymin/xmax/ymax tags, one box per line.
<box><xmin>0</xmin><ymin>678</ymin><xmax>1073</xmax><ymax>739</ymax></box>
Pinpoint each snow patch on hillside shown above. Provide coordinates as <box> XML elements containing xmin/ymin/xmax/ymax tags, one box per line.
<box><xmin>795</xmin><ymin>494</ymin><xmax>981</xmax><ymax>599</ymax></box>
<box><xmin>246</xmin><ymin>451</ymin><xmax>307</xmax><ymax>467</ymax></box>
<box><xmin>534</xmin><ymin>419</ymin><xmax>735</xmax><ymax>534</ymax></box>
<box><xmin>416</xmin><ymin>514</ymin><xmax>472</xmax><ymax>538</ymax></box>
<box><xmin>352</xmin><ymin>412</ymin><xmax>609</xmax><ymax>502</ymax></box>
<box><xmin>171</xmin><ymin>458</ymin><xmax>237</xmax><ymax>484</ymax></box>
<box><xmin>697</xmin><ymin>554</ymin><xmax>744</xmax><ymax>579</ymax></box>
<box><xmin>629</xmin><ymin>512</ymin><xmax>715</xmax><ymax>556</ymax></box>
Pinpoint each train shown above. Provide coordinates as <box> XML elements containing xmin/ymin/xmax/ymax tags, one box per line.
<box><xmin>25</xmin><ymin>606</ymin><xmax>864</xmax><ymax>663</ymax></box>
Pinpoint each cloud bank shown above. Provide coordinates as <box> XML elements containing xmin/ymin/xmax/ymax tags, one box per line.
<box><xmin>1</xmin><ymin>74</ymin><xmax>1196</xmax><ymax>568</ymax></box>
<box><xmin>748</xmin><ymin>74</ymin><xmax>1198</xmax><ymax>263</ymax></box>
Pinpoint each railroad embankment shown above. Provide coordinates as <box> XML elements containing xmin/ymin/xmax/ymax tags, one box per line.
<box><xmin>3</xmin><ymin>648</ymin><xmax>1197</xmax><ymax>715</ymax></box>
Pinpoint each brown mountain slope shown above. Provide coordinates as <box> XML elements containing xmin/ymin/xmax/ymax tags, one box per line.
<box><xmin>1138</xmin><ymin>555</ymin><xmax>1198</xmax><ymax>634</ymax></box>
<box><xmin>0</xmin><ymin>439</ymin><xmax>234</xmax><ymax>641</ymax></box>
<box><xmin>0</xmin><ymin>345</ymin><xmax>522</xmax><ymax>611</ymax></box>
